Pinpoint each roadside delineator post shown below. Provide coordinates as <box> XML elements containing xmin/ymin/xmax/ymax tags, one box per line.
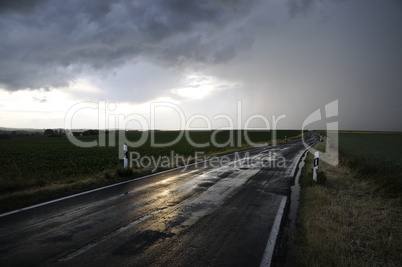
<box><xmin>123</xmin><ymin>144</ymin><xmax>128</xmax><ymax>169</ymax></box>
<box><xmin>313</xmin><ymin>151</ymin><xmax>319</xmax><ymax>182</ymax></box>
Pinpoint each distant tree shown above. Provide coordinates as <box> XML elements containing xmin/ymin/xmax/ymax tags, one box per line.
<box><xmin>0</xmin><ymin>133</ymin><xmax>10</xmax><ymax>139</ymax></box>
<box><xmin>83</xmin><ymin>129</ymin><xmax>99</xmax><ymax>136</ymax></box>
<box><xmin>44</xmin><ymin>129</ymin><xmax>54</xmax><ymax>135</ymax></box>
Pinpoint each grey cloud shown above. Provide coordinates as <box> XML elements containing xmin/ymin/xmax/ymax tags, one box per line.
<box><xmin>0</xmin><ymin>0</ymin><xmax>258</xmax><ymax>91</ymax></box>
<box><xmin>287</xmin><ymin>0</ymin><xmax>347</xmax><ymax>17</ymax></box>
<box><xmin>33</xmin><ymin>96</ymin><xmax>47</xmax><ymax>103</ymax></box>
<box><xmin>205</xmin><ymin>0</ymin><xmax>402</xmax><ymax>131</ymax></box>
<box><xmin>288</xmin><ymin>0</ymin><xmax>316</xmax><ymax>17</ymax></box>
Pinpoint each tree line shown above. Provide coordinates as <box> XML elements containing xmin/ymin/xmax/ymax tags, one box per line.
<box><xmin>0</xmin><ymin>129</ymin><xmax>109</xmax><ymax>139</ymax></box>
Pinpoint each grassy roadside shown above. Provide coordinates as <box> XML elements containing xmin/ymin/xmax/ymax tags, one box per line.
<box><xmin>295</xmin><ymin>135</ymin><xmax>402</xmax><ymax>266</ymax></box>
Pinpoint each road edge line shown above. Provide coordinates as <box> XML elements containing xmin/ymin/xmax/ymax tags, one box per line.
<box><xmin>260</xmin><ymin>195</ymin><xmax>287</xmax><ymax>267</ymax></box>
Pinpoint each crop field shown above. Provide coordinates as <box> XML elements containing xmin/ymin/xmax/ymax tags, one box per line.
<box><xmin>339</xmin><ymin>132</ymin><xmax>402</xmax><ymax>166</ymax></box>
<box><xmin>338</xmin><ymin>132</ymin><xmax>402</xmax><ymax>195</ymax></box>
<box><xmin>0</xmin><ymin>130</ymin><xmax>301</xmax><ymax>211</ymax></box>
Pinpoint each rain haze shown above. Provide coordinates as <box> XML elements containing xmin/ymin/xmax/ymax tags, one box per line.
<box><xmin>0</xmin><ymin>0</ymin><xmax>401</xmax><ymax>131</ymax></box>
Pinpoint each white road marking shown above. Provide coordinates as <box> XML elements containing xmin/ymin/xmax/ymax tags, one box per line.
<box><xmin>0</xmin><ymin>168</ymin><xmax>200</xmax><ymax>218</ymax></box>
<box><xmin>260</xmin><ymin>196</ymin><xmax>287</xmax><ymax>267</ymax></box>
<box><xmin>290</xmin><ymin>149</ymin><xmax>308</xmax><ymax>178</ymax></box>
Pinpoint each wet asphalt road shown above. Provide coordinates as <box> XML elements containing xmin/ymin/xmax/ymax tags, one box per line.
<box><xmin>0</xmin><ymin>133</ymin><xmax>317</xmax><ymax>267</ymax></box>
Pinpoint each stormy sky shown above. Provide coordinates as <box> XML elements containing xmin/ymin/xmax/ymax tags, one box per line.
<box><xmin>0</xmin><ymin>0</ymin><xmax>401</xmax><ymax>131</ymax></box>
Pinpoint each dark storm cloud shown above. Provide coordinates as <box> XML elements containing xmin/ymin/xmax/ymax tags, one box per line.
<box><xmin>0</xmin><ymin>0</ymin><xmax>258</xmax><ymax>91</ymax></box>
<box><xmin>0</xmin><ymin>0</ymin><xmax>49</xmax><ymax>13</ymax></box>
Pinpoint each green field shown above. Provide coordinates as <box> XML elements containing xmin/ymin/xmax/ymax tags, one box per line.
<box><xmin>0</xmin><ymin>130</ymin><xmax>301</xmax><ymax>211</ymax></box>
<box><xmin>338</xmin><ymin>132</ymin><xmax>402</xmax><ymax>195</ymax></box>
<box><xmin>339</xmin><ymin>132</ymin><xmax>402</xmax><ymax>166</ymax></box>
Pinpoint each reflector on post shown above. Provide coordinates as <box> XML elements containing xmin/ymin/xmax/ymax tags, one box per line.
<box><xmin>313</xmin><ymin>151</ymin><xmax>319</xmax><ymax>182</ymax></box>
<box><xmin>123</xmin><ymin>144</ymin><xmax>128</xmax><ymax>169</ymax></box>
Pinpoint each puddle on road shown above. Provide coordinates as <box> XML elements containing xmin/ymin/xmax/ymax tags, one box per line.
<box><xmin>283</xmin><ymin>150</ymin><xmax>307</xmax><ymax>266</ymax></box>
<box><xmin>112</xmin><ymin>230</ymin><xmax>175</xmax><ymax>256</ymax></box>
<box><xmin>169</xmin><ymin>169</ymin><xmax>260</xmax><ymax>234</ymax></box>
